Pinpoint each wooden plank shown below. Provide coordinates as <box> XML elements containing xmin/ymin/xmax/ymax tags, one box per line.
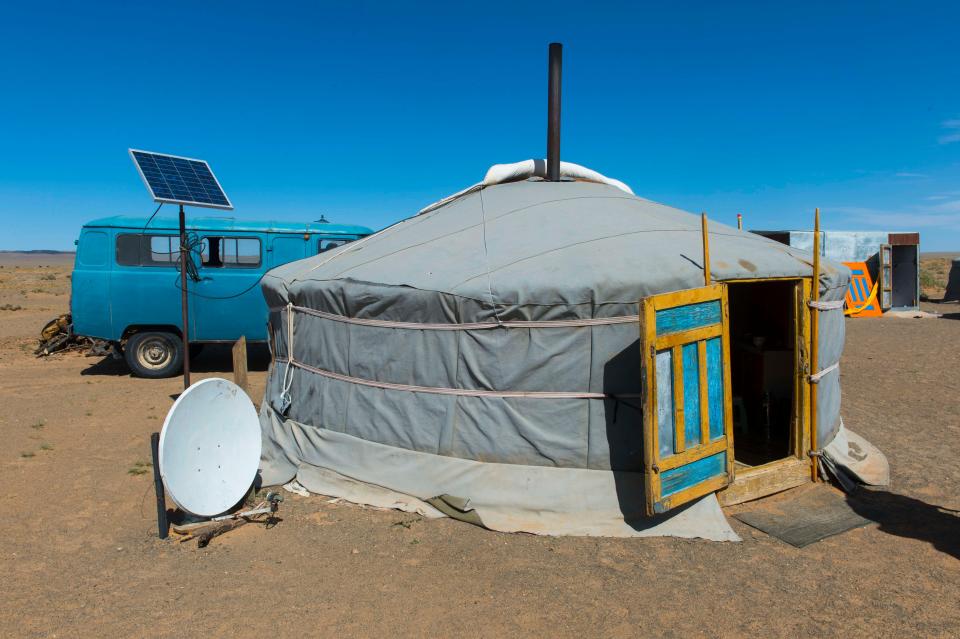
<box><xmin>657</xmin><ymin>438</ymin><xmax>727</xmax><ymax>472</ymax></box>
<box><xmin>654</xmin><ymin>300</ymin><xmax>722</xmax><ymax>335</ymax></box>
<box><xmin>705</xmin><ymin>337</ymin><xmax>725</xmax><ymax>441</ymax></box>
<box><xmin>698</xmin><ymin>340</ymin><xmax>709</xmax><ymax>447</ymax></box>
<box><xmin>656</xmin><ymin>474</ymin><xmax>729</xmax><ymax>514</ymax></box>
<box><xmin>718</xmin><ymin>457</ymin><xmax>812</xmax><ymax>506</ymax></box>
<box><xmin>798</xmin><ymin>278</ymin><xmax>812</xmax><ymax>459</ymax></box>
<box><xmin>887</xmin><ymin>232</ymin><xmax>919</xmax><ymax>246</ymax></box>
<box><xmin>810</xmin><ymin>209</ymin><xmax>820</xmax><ymax>482</ymax></box>
<box><xmin>639</xmin><ymin>299</ymin><xmax>659</xmax><ymax>516</ymax></box>
<box><xmin>681</xmin><ymin>342</ymin><xmax>701</xmax><ymax>448</ymax></box>
<box><xmin>232</xmin><ymin>335</ymin><xmax>249</xmax><ymax>394</ymax></box>
<box><xmin>722</xmin><ymin>276</ymin><xmax>803</xmax><ymax>283</ymax></box>
<box><xmin>672</xmin><ymin>344</ymin><xmax>685</xmax><ymax>454</ymax></box>
<box><xmin>790</xmin><ymin>281</ymin><xmax>801</xmax><ymax>457</ymax></box>
<box><xmin>660</xmin><ymin>451</ymin><xmax>726</xmax><ymax>498</ymax></box>
<box><xmin>651</xmin><ymin>284</ymin><xmax>724</xmax><ymax>310</ymax></box>
<box><xmin>655</xmin><ymin>324</ymin><xmax>722</xmax><ymax>350</ymax></box>
<box><xmin>654</xmin><ymin>350</ymin><xmax>676</xmax><ymax>459</ymax></box>
<box><xmin>721</xmin><ymin>285</ymin><xmax>735</xmax><ymax>481</ymax></box>
<box><xmin>701</xmin><ymin>213</ymin><xmax>711</xmax><ymax>286</ymax></box>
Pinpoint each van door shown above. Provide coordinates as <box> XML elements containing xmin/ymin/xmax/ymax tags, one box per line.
<box><xmin>71</xmin><ymin>229</ymin><xmax>113</xmax><ymax>339</ymax></box>
<box><xmin>110</xmin><ymin>232</ymin><xmax>191</xmax><ymax>340</ymax></box>
<box><xmin>270</xmin><ymin>235</ymin><xmax>308</xmax><ymax>268</ymax></box>
<box><xmin>639</xmin><ymin>284</ymin><xmax>735</xmax><ymax>515</ymax></box>
<box><xmin>190</xmin><ymin>235</ymin><xmax>268</xmax><ymax>342</ymax></box>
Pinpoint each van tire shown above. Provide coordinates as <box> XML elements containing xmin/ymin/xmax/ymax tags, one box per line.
<box><xmin>125</xmin><ymin>331</ymin><xmax>183</xmax><ymax>379</ymax></box>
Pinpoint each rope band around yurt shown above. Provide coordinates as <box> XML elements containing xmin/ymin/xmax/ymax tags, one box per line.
<box><xmin>280</xmin><ymin>304</ymin><xmax>641</xmax><ymax>330</ymax></box>
<box><xmin>807</xmin><ymin>299</ymin><xmax>844</xmax><ymax>310</ymax></box>
<box><xmin>805</xmin><ymin>299</ymin><xmax>842</xmax><ymax>383</ymax></box>
<box><xmin>275</xmin><ymin>303</ymin><xmax>641</xmax><ymax>401</ymax></box>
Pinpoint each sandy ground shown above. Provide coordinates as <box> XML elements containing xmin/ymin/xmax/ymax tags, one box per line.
<box><xmin>0</xmin><ymin>254</ymin><xmax>958</xmax><ymax>638</ymax></box>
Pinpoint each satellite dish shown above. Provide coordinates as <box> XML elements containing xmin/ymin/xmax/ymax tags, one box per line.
<box><xmin>159</xmin><ymin>378</ymin><xmax>261</xmax><ymax>517</ymax></box>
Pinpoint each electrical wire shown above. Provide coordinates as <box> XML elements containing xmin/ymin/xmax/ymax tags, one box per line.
<box><xmin>142</xmin><ymin>202</ymin><xmax>163</xmax><ymax>231</ymax></box>
<box><xmin>170</xmin><ymin>231</ymin><xmax>271</xmax><ymax>300</ymax></box>
<box><xmin>132</xmin><ymin>205</ymin><xmax>328</xmax><ymax>300</ymax></box>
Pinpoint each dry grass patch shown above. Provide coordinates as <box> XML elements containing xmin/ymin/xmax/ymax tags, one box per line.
<box><xmin>920</xmin><ymin>257</ymin><xmax>951</xmax><ymax>299</ymax></box>
<box><xmin>127</xmin><ymin>460</ymin><xmax>153</xmax><ymax>476</ymax></box>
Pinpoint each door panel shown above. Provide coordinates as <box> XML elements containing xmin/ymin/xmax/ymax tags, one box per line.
<box><xmin>271</xmin><ymin>235</ymin><xmax>308</xmax><ymax>268</ymax></box>
<box><xmin>641</xmin><ymin>283</ymin><xmax>734</xmax><ymax>515</ymax></box>
<box><xmin>879</xmin><ymin>243</ymin><xmax>892</xmax><ymax>311</ymax></box>
<box><xmin>191</xmin><ymin>235</ymin><xmax>268</xmax><ymax>341</ymax></box>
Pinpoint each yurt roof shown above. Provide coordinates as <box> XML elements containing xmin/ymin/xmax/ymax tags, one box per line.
<box><xmin>262</xmin><ymin>164</ymin><xmax>848</xmax><ymax>323</ymax></box>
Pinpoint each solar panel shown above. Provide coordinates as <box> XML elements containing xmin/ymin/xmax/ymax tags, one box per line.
<box><xmin>129</xmin><ymin>149</ymin><xmax>233</xmax><ymax>210</ymax></box>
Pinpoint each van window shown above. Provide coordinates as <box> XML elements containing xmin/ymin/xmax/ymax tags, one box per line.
<box><xmin>199</xmin><ymin>236</ymin><xmax>261</xmax><ymax>268</ymax></box>
<box><xmin>79</xmin><ymin>231</ymin><xmax>108</xmax><ymax>267</ymax></box>
<box><xmin>116</xmin><ymin>234</ymin><xmax>179</xmax><ymax>267</ymax></box>
<box><xmin>149</xmin><ymin>236</ymin><xmax>178</xmax><ymax>264</ymax></box>
<box><xmin>319</xmin><ymin>238</ymin><xmax>352</xmax><ymax>253</ymax></box>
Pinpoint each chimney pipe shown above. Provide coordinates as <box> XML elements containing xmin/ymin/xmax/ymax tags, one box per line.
<box><xmin>546</xmin><ymin>43</ymin><xmax>562</xmax><ymax>182</ymax></box>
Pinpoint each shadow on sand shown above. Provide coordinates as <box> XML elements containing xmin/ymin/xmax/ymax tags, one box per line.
<box><xmin>601</xmin><ymin>339</ymin><xmax>654</xmax><ymax>529</ymax></box>
<box><xmin>597</xmin><ymin>341</ymin><xmax>960</xmax><ymax>552</ymax></box>
<box><xmin>846</xmin><ymin>487</ymin><xmax>960</xmax><ymax>560</ymax></box>
<box><xmin>81</xmin><ymin>343</ymin><xmax>272</xmax><ymax>377</ymax></box>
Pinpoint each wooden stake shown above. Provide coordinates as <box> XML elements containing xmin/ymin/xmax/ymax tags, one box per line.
<box><xmin>195</xmin><ymin>518</ymin><xmax>247</xmax><ymax>548</ymax></box>
<box><xmin>701</xmin><ymin>213</ymin><xmax>711</xmax><ymax>286</ymax></box>
<box><xmin>232</xmin><ymin>335</ymin><xmax>248</xmax><ymax>394</ymax></box>
<box><xmin>809</xmin><ymin>208</ymin><xmax>821</xmax><ymax>482</ymax></box>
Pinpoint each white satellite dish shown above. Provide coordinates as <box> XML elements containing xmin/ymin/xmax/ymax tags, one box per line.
<box><xmin>159</xmin><ymin>377</ymin><xmax>261</xmax><ymax>517</ymax></box>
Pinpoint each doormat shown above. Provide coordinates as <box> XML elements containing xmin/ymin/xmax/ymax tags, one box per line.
<box><xmin>732</xmin><ymin>485</ymin><xmax>874</xmax><ymax>547</ymax></box>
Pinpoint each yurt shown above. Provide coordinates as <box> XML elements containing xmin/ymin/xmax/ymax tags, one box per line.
<box><xmin>256</xmin><ymin>47</ymin><xmax>887</xmax><ymax>540</ymax></box>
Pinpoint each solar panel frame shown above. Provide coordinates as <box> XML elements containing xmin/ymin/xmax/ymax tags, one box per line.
<box><xmin>129</xmin><ymin>149</ymin><xmax>234</xmax><ymax>210</ymax></box>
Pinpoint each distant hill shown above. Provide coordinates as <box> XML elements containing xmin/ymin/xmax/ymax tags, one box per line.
<box><xmin>0</xmin><ymin>250</ymin><xmax>76</xmax><ymax>255</ymax></box>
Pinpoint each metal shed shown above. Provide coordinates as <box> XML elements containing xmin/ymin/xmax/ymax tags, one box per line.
<box><xmin>752</xmin><ymin>230</ymin><xmax>921</xmax><ymax>311</ymax></box>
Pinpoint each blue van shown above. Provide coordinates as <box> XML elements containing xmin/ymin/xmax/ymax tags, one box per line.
<box><xmin>71</xmin><ymin>215</ymin><xmax>373</xmax><ymax>378</ymax></box>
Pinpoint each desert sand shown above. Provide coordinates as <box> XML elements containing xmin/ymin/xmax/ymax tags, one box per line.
<box><xmin>0</xmin><ymin>253</ymin><xmax>957</xmax><ymax>637</ymax></box>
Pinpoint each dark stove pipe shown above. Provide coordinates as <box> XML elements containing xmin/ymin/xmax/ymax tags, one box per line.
<box><xmin>546</xmin><ymin>43</ymin><xmax>562</xmax><ymax>182</ymax></box>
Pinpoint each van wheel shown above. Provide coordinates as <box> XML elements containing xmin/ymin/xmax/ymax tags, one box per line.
<box><xmin>125</xmin><ymin>332</ymin><xmax>183</xmax><ymax>379</ymax></box>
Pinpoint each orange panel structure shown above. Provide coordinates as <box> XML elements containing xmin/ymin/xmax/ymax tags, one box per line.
<box><xmin>843</xmin><ymin>262</ymin><xmax>882</xmax><ymax>317</ymax></box>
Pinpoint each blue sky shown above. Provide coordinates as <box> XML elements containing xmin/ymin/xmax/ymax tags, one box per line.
<box><xmin>1</xmin><ymin>1</ymin><xmax>959</xmax><ymax>250</ymax></box>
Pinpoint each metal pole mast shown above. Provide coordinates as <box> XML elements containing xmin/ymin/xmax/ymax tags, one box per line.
<box><xmin>179</xmin><ymin>204</ymin><xmax>191</xmax><ymax>389</ymax></box>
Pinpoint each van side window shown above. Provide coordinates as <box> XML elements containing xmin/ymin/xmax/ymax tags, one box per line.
<box><xmin>199</xmin><ymin>238</ymin><xmax>222</xmax><ymax>267</ymax></box>
<box><xmin>148</xmin><ymin>236</ymin><xmax>178</xmax><ymax>264</ymax></box>
<box><xmin>116</xmin><ymin>234</ymin><xmax>141</xmax><ymax>265</ymax></box>
<box><xmin>199</xmin><ymin>237</ymin><xmax>261</xmax><ymax>268</ymax></box>
<box><xmin>116</xmin><ymin>234</ymin><xmax>179</xmax><ymax>267</ymax></box>
<box><xmin>319</xmin><ymin>238</ymin><xmax>351</xmax><ymax>253</ymax></box>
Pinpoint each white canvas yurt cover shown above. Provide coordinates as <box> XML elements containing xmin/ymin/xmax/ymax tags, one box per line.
<box><xmin>257</xmin><ymin>162</ymin><xmax>887</xmax><ymax>541</ymax></box>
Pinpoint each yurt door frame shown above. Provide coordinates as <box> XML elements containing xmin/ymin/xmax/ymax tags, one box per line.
<box><xmin>715</xmin><ymin>276</ymin><xmax>814</xmax><ymax>506</ymax></box>
<box><xmin>638</xmin><ymin>283</ymin><xmax>735</xmax><ymax>516</ymax></box>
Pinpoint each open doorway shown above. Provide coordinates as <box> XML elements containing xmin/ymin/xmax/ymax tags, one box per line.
<box><xmin>727</xmin><ymin>280</ymin><xmax>798</xmax><ymax>468</ymax></box>
<box><xmin>891</xmin><ymin>245</ymin><xmax>919</xmax><ymax>309</ymax></box>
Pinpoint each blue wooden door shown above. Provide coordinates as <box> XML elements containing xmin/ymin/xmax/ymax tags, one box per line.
<box><xmin>640</xmin><ymin>284</ymin><xmax>734</xmax><ymax>515</ymax></box>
